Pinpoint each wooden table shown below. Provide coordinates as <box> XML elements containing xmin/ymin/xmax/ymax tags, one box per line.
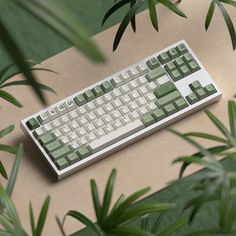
<box><xmin>1</xmin><ymin>0</ymin><xmax>236</xmax><ymax>234</ymax></box>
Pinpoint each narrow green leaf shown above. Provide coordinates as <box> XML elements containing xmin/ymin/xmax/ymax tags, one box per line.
<box><xmin>29</xmin><ymin>202</ymin><xmax>36</xmax><ymax>236</ymax></box>
<box><xmin>55</xmin><ymin>216</ymin><xmax>66</xmax><ymax>236</ymax></box>
<box><xmin>0</xmin><ymin>144</ymin><xmax>18</xmax><ymax>155</ymax></box>
<box><xmin>158</xmin><ymin>0</ymin><xmax>187</xmax><ymax>18</ymax></box>
<box><xmin>0</xmin><ymin>161</ymin><xmax>8</xmax><ymax>179</ymax></box>
<box><xmin>0</xmin><ymin>229</ymin><xmax>11</xmax><ymax>236</ymax></box>
<box><xmin>113</xmin><ymin>0</ymin><xmax>144</xmax><ymax>50</ymax></box>
<box><xmin>0</xmin><ymin>80</ymin><xmax>56</xmax><ymax>94</ymax></box>
<box><xmin>109</xmin><ymin>194</ymin><xmax>125</xmax><ymax>217</ymax></box>
<box><xmin>6</xmin><ymin>143</ymin><xmax>24</xmax><ymax>196</ymax></box>
<box><xmin>205</xmin><ymin>1</ymin><xmax>216</xmax><ymax>30</ymax></box>
<box><xmin>148</xmin><ymin>0</ymin><xmax>158</xmax><ymax>31</ymax></box>
<box><xmin>185</xmin><ymin>132</ymin><xmax>229</xmax><ymax>144</ymax></box>
<box><xmin>0</xmin><ymin>90</ymin><xmax>23</xmax><ymax>108</ymax></box>
<box><xmin>215</xmin><ymin>0</ymin><xmax>236</xmax><ymax>50</ymax></box>
<box><xmin>66</xmin><ymin>210</ymin><xmax>101</xmax><ymax>234</ymax></box>
<box><xmin>130</xmin><ymin>0</ymin><xmax>137</xmax><ymax>32</ymax></box>
<box><xmin>158</xmin><ymin>218</ymin><xmax>187</xmax><ymax>236</ymax></box>
<box><xmin>0</xmin><ymin>125</ymin><xmax>14</xmax><ymax>139</ymax></box>
<box><xmin>35</xmin><ymin>195</ymin><xmax>50</xmax><ymax>236</ymax></box>
<box><xmin>102</xmin><ymin>0</ymin><xmax>130</xmax><ymax>26</ymax></box>
<box><xmin>90</xmin><ymin>179</ymin><xmax>101</xmax><ymax>223</ymax></box>
<box><xmin>228</xmin><ymin>100</ymin><xmax>236</xmax><ymax>137</ymax></box>
<box><xmin>101</xmin><ymin>169</ymin><xmax>117</xmax><ymax>222</ymax></box>
<box><xmin>110</xmin><ymin>226</ymin><xmax>154</xmax><ymax>236</ymax></box>
<box><xmin>0</xmin><ymin>63</ymin><xmax>18</xmax><ymax>85</ymax></box>
<box><xmin>220</xmin><ymin>0</ymin><xmax>236</xmax><ymax>7</ymax></box>
<box><xmin>0</xmin><ymin>19</ymin><xmax>46</xmax><ymax>105</ymax></box>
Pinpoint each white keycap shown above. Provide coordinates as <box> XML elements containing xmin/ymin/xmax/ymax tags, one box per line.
<box><xmin>110</xmin><ymin>110</ymin><xmax>122</xmax><ymax>119</ymax></box>
<box><xmin>146</xmin><ymin>102</ymin><xmax>157</xmax><ymax>111</ymax></box>
<box><xmin>119</xmin><ymin>72</ymin><xmax>131</xmax><ymax>83</ymax></box>
<box><xmin>76</xmin><ymin>127</ymin><xmax>87</xmax><ymax>136</ymax></box>
<box><xmin>86</xmin><ymin>101</ymin><xmax>96</xmax><ymax>111</ymax></box>
<box><xmin>33</xmin><ymin>127</ymin><xmax>44</xmax><ymax>138</ymax></box>
<box><xmin>129</xmin><ymin>111</ymin><xmax>140</xmax><ymax>120</ymax></box>
<box><xmin>60</xmin><ymin>136</ymin><xmax>70</xmax><ymax>144</ymax></box>
<box><xmin>104</xmin><ymin>103</ymin><xmax>114</xmax><ymax>113</ymax></box>
<box><xmin>80</xmin><ymin>137</ymin><xmax>88</xmax><ymax>145</ymax></box>
<box><xmin>95</xmin><ymin>107</ymin><xmax>105</xmax><ymax>117</ymax></box>
<box><xmin>52</xmin><ymin>119</ymin><xmax>61</xmax><ymax>128</ymax></box>
<box><xmin>78</xmin><ymin>106</ymin><xmax>87</xmax><ymax>115</ymax></box>
<box><xmin>130</xmin><ymin>91</ymin><xmax>140</xmax><ymax>100</ymax></box>
<box><xmin>147</xmin><ymin>82</ymin><xmax>157</xmax><ymax>91</ymax></box>
<box><xmin>68</xmin><ymin>131</ymin><xmax>78</xmax><ymax>141</ymax></box>
<box><xmin>121</xmin><ymin>94</ymin><xmax>131</xmax><ymax>104</ymax></box>
<box><xmin>112</xmin><ymin>89</ymin><xmax>122</xmax><ymax>98</ymax></box>
<box><xmin>95</xmin><ymin>97</ymin><xmax>104</xmax><ymax>106</ymax></box>
<box><xmin>86</xmin><ymin>123</ymin><xmax>96</xmax><ymax>132</ymax></box>
<box><xmin>53</xmin><ymin>129</ymin><xmax>62</xmax><ymax>138</ymax></box>
<box><xmin>103</xmin><ymin>124</ymin><xmax>114</xmax><ymax>133</ymax></box>
<box><xmin>119</xmin><ymin>106</ymin><xmax>130</xmax><ymax>115</ymax></box>
<box><xmin>128</xmin><ymin>67</ymin><xmax>140</xmax><ymax>78</ymax></box>
<box><xmin>128</xmin><ymin>101</ymin><xmax>139</xmax><ymax>111</ymax></box>
<box><xmin>37</xmin><ymin>112</ymin><xmax>50</xmax><ymax>124</ymax></box>
<box><xmin>146</xmin><ymin>93</ymin><xmax>156</xmax><ymax>102</ymax></box>
<box><xmin>138</xmin><ymin>76</ymin><xmax>148</xmax><ymax>85</ymax></box>
<box><xmin>55</xmin><ymin>103</ymin><xmax>67</xmax><ymax>115</ymax></box>
<box><xmin>69</xmin><ymin>120</ymin><xmax>79</xmax><ymax>129</ymax></box>
<box><xmin>89</xmin><ymin>120</ymin><xmax>144</xmax><ymax>152</ymax></box>
<box><xmin>112</xmin><ymin>120</ymin><xmax>123</xmax><ymax>129</ymax></box>
<box><xmin>69</xmin><ymin>110</ymin><xmax>78</xmax><ymax>119</ymax></box>
<box><xmin>102</xmin><ymin>114</ymin><xmax>113</xmax><ymax>123</ymax></box>
<box><xmin>137</xmin><ymin>63</ymin><xmax>149</xmax><ymax>74</ymax></box>
<box><xmin>120</xmin><ymin>84</ymin><xmax>131</xmax><ymax>94</ymax></box>
<box><xmin>112</xmin><ymin>99</ymin><xmax>123</xmax><ymax>108</ymax></box>
<box><xmin>95</xmin><ymin>128</ymin><xmax>106</xmax><ymax>137</ymax></box>
<box><xmin>129</xmin><ymin>80</ymin><xmax>139</xmax><ymax>90</ymax></box>
<box><xmin>61</xmin><ymin>124</ymin><xmax>71</xmax><ymax>134</ymax></box>
<box><xmin>156</xmin><ymin>75</ymin><xmax>170</xmax><ymax>86</ymax></box>
<box><xmin>78</xmin><ymin>116</ymin><xmax>88</xmax><ymax>126</ymax></box>
<box><xmin>43</xmin><ymin>123</ymin><xmax>53</xmax><ymax>132</ymax></box>
<box><xmin>138</xmin><ymin>107</ymin><xmax>149</xmax><ymax>115</ymax></box>
<box><xmin>60</xmin><ymin>114</ymin><xmax>70</xmax><ymax>124</ymax></box>
<box><xmin>103</xmin><ymin>93</ymin><xmax>113</xmax><ymax>103</ymax></box>
<box><xmin>137</xmin><ymin>97</ymin><xmax>148</xmax><ymax>106</ymax></box>
<box><xmin>138</xmin><ymin>86</ymin><xmax>149</xmax><ymax>95</ymax></box>
<box><xmin>86</xmin><ymin>111</ymin><xmax>97</xmax><ymax>121</ymax></box>
<box><xmin>70</xmin><ymin>141</ymin><xmax>80</xmax><ymax>149</ymax></box>
<box><xmin>93</xmin><ymin>119</ymin><xmax>104</xmax><ymax>128</ymax></box>
<box><xmin>121</xmin><ymin>115</ymin><xmax>132</xmax><ymax>124</ymax></box>
<box><xmin>64</xmin><ymin>100</ymin><xmax>76</xmax><ymax>111</ymax></box>
<box><xmin>87</xmin><ymin>132</ymin><xmax>97</xmax><ymax>142</ymax></box>
<box><xmin>111</xmin><ymin>77</ymin><xmax>123</xmax><ymax>88</ymax></box>
<box><xmin>46</xmin><ymin>108</ymin><xmax>58</xmax><ymax>120</ymax></box>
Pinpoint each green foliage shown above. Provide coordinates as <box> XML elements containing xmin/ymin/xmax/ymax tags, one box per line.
<box><xmin>103</xmin><ymin>0</ymin><xmax>236</xmax><ymax>51</ymax></box>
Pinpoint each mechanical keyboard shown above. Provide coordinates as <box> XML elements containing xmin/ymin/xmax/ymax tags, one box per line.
<box><xmin>21</xmin><ymin>40</ymin><xmax>222</xmax><ymax>180</ymax></box>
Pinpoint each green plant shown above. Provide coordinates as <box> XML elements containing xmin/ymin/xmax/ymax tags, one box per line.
<box><xmin>103</xmin><ymin>0</ymin><xmax>236</xmax><ymax>51</ymax></box>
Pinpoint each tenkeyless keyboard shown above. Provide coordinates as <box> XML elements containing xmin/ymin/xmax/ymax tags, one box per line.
<box><xmin>21</xmin><ymin>40</ymin><xmax>222</xmax><ymax>179</ymax></box>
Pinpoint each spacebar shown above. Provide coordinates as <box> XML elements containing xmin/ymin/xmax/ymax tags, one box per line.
<box><xmin>88</xmin><ymin>120</ymin><xmax>145</xmax><ymax>153</ymax></box>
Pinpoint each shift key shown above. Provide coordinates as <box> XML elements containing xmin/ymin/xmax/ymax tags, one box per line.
<box><xmin>50</xmin><ymin>145</ymin><xmax>71</xmax><ymax>162</ymax></box>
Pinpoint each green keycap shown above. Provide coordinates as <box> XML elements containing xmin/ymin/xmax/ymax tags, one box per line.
<box><xmin>182</xmin><ymin>53</ymin><xmax>194</xmax><ymax>63</ymax></box>
<box><xmin>39</xmin><ymin>133</ymin><xmax>55</xmax><ymax>146</ymax></box>
<box><xmin>140</xmin><ymin>114</ymin><xmax>156</xmax><ymax>127</ymax></box>
<box><xmin>176</xmin><ymin>43</ymin><xmax>188</xmax><ymax>55</ymax></box>
<box><xmin>77</xmin><ymin>146</ymin><xmax>91</xmax><ymax>159</ymax></box>
<box><xmin>145</xmin><ymin>67</ymin><xmax>166</xmax><ymax>82</ymax></box>
<box><xmin>188</xmin><ymin>60</ymin><xmax>200</xmax><ymax>72</ymax></box>
<box><xmin>45</xmin><ymin>140</ymin><xmax>62</xmax><ymax>153</ymax></box>
<box><xmin>92</xmin><ymin>85</ymin><xmax>104</xmax><ymax>97</ymax></box>
<box><xmin>84</xmin><ymin>90</ymin><xmax>95</xmax><ymax>102</ymax></box>
<box><xmin>168</xmin><ymin>69</ymin><xmax>182</xmax><ymax>82</ymax></box>
<box><xmin>204</xmin><ymin>84</ymin><xmax>217</xmax><ymax>95</ymax></box>
<box><xmin>179</xmin><ymin>65</ymin><xmax>191</xmax><ymax>77</ymax></box>
<box><xmin>101</xmin><ymin>81</ymin><xmax>113</xmax><ymax>93</ymax></box>
<box><xmin>50</xmin><ymin>145</ymin><xmax>71</xmax><ymax>161</ymax></box>
<box><xmin>186</xmin><ymin>92</ymin><xmax>199</xmax><ymax>104</ymax></box>
<box><xmin>195</xmin><ymin>88</ymin><xmax>208</xmax><ymax>99</ymax></box>
<box><xmin>158</xmin><ymin>52</ymin><xmax>171</xmax><ymax>64</ymax></box>
<box><xmin>174</xmin><ymin>57</ymin><xmax>185</xmax><ymax>68</ymax></box>
<box><xmin>163</xmin><ymin>103</ymin><xmax>177</xmax><ymax>115</ymax></box>
<box><xmin>189</xmin><ymin>80</ymin><xmax>201</xmax><ymax>91</ymax></box>
<box><xmin>155</xmin><ymin>90</ymin><xmax>182</xmax><ymax>107</ymax></box>
<box><xmin>174</xmin><ymin>98</ymin><xmax>189</xmax><ymax>110</ymax></box>
<box><xmin>74</xmin><ymin>94</ymin><xmax>87</xmax><ymax>106</ymax></box>
<box><xmin>153</xmin><ymin>82</ymin><xmax>176</xmax><ymax>98</ymax></box>
<box><xmin>164</xmin><ymin>62</ymin><xmax>176</xmax><ymax>72</ymax></box>
<box><xmin>167</xmin><ymin>48</ymin><xmax>179</xmax><ymax>59</ymax></box>
<box><xmin>147</xmin><ymin>57</ymin><xmax>160</xmax><ymax>69</ymax></box>
<box><xmin>152</xmin><ymin>109</ymin><xmax>166</xmax><ymax>121</ymax></box>
<box><xmin>26</xmin><ymin>118</ymin><xmax>40</xmax><ymax>130</ymax></box>
<box><xmin>55</xmin><ymin>158</ymin><xmax>69</xmax><ymax>170</ymax></box>
<box><xmin>67</xmin><ymin>152</ymin><xmax>80</xmax><ymax>164</ymax></box>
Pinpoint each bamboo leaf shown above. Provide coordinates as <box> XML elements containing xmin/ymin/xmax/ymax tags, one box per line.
<box><xmin>228</xmin><ymin>100</ymin><xmax>236</xmax><ymax>137</ymax></box>
<box><xmin>148</xmin><ymin>0</ymin><xmax>158</xmax><ymax>31</ymax></box>
<box><xmin>90</xmin><ymin>179</ymin><xmax>101</xmax><ymax>223</ymax></box>
<box><xmin>0</xmin><ymin>125</ymin><xmax>14</xmax><ymax>139</ymax></box>
<box><xmin>205</xmin><ymin>1</ymin><xmax>216</xmax><ymax>30</ymax></box>
<box><xmin>29</xmin><ymin>202</ymin><xmax>36</xmax><ymax>236</ymax></box>
<box><xmin>0</xmin><ymin>90</ymin><xmax>23</xmax><ymax>108</ymax></box>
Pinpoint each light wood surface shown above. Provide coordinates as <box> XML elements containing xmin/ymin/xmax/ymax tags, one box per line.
<box><xmin>1</xmin><ymin>0</ymin><xmax>236</xmax><ymax>234</ymax></box>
